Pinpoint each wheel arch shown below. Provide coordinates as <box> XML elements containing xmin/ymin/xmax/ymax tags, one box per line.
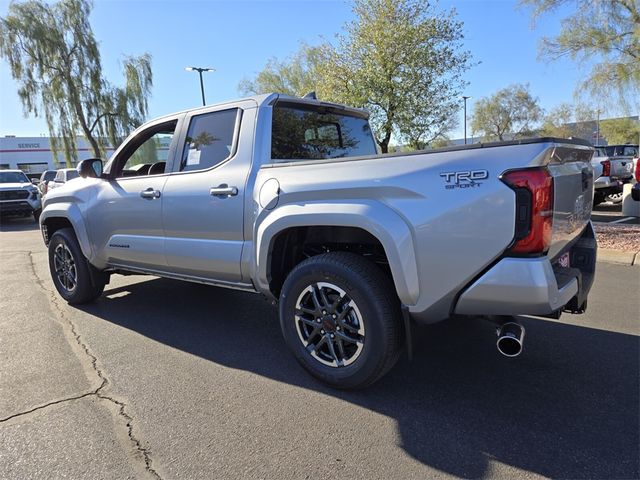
<box><xmin>41</xmin><ymin>203</ymin><xmax>92</xmax><ymax>260</ymax></box>
<box><xmin>255</xmin><ymin>201</ymin><xmax>419</xmax><ymax>305</ymax></box>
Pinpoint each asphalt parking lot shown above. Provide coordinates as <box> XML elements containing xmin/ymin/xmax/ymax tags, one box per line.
<box><xmin>1</xmin><ymin>218</ymin><xmax>638</xmax><ymax>479</ymax></box>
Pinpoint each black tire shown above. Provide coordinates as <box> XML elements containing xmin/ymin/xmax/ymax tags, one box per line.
<box><xmin>279</xmin><ymin>252</ymin><xmax>403</xmax><ymax>389</ymax></box>
<box><xmin>593</xmin><ymin>192</ymin><xmax>605</xmax><ymax>207</ymax></box>
<box><xmin>48</xmin><ymin>227</ymin><xmax>105</xmax><ymax>304</ymax></box>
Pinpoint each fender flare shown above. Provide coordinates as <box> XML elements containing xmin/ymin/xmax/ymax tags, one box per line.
<box><xmin>254</xmin><ymin>201</ymin><xmax>419</xmax><ymax>305</ymax></box>
<box><xmin>40</xmin><ymin>202</ymin><xmax>93</xmax><ymax>260</ymax></box>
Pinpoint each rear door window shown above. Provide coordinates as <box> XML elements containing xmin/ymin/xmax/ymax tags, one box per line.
<box><xmin>179</xmin><ymin>109</ymin><xmax>239</xmax><ymax>172</ymax></box>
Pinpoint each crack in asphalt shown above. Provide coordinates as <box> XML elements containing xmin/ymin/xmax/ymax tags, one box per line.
<box><xmin>0</xmin><ymin>251</ymin><xmax>162</xmax><ymax>479</ymax></box>
<box><xmin>0</xmin><ymin>391</ymin><xmax>97</xmax><ymax>423</ymax></box>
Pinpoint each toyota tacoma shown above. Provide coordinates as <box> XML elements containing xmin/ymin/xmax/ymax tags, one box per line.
<box><xmin>40</xmin><ymin>93</ymin><xmax>597</xmax><ymax>388</ymax></box>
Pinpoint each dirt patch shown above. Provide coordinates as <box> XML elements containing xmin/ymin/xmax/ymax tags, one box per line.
<box><xmin>593</xmin><ymin>223</ymin><xmax>640</xmax><ymax>252</ymax></box>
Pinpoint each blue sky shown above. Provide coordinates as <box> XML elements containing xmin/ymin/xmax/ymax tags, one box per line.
<box><xmin>0</xmin><ymin>0</ymin><xmax>602</xmax><ymax>139</ymax></box>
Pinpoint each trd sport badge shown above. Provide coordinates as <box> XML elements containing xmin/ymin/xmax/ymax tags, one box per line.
<box><xmin>440</xmin><ymin>170</ymin><xmax>489</xmax><ymax>189</ymax></box>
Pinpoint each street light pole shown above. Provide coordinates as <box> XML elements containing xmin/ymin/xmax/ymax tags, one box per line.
<box><xmin>185</xmin><ymin>67</ymin><xmax>215</xmax><ymax>106</ymax></box>
<box><xmin>462</xmin><ymin>96</ymin><xmax>471</xmax><ymax>145</ymax></box>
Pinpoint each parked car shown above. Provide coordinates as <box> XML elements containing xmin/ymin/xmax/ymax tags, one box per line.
<box><xmin>40</xmin><ymin>93</ymin><xmax>597</xmax><ymax>388</ymax></box>
<box><xmin>38</xmin><ymin>170</ymin><xmax>58</xmax><ymax>196</ymax></box>
<box><xmin>47</xmin><ymin>168</ymin><xmax>80</xmax><ymax>192</ymax></box>
<box><xmin>592</xmin><ymin>144</ymin><xmax>637</xmax><ymax>205</ymax></box>
<box><xmin>0</xmin><ymin>169</ymin><xmax>42</xmax><ymax>221</ymax></box>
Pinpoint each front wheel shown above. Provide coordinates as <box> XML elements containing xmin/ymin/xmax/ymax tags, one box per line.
<box><xmin>279</xmin><ymin>252</ymin><xmax>403</xmax><ymax>389</ymax></box>
<box><xmin>48</xmin><ymin>228</ymin><xmax>105</xmax><ymax>304</ymax></box>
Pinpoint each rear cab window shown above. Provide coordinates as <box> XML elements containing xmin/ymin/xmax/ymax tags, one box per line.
<box><xmin>271</xmin><ymin>102</ymin><xmax>377</xmax><ymax>161</ymax></box>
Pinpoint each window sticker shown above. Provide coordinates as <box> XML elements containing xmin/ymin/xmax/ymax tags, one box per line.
<box><xmin>186</xmin><ymin>148</ymin><xmax>201</xmax><ymax>166</ymax></box>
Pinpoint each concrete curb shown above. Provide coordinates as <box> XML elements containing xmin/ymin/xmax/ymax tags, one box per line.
<box><xmin>598</xmin><ymin>248</ymin><xmax>640</xmax><ymax>266</ymax></box>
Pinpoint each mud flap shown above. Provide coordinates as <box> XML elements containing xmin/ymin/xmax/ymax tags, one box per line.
<box><xmin>401</xmin><ymin>306</ymin><xmax>413</xmax><ymax>362</ymax></box>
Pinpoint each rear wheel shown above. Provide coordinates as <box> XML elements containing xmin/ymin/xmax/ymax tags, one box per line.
<box><xmin>593</xmin><ymin>191</ymin><xmax>605</xmax><ymax>207</ymax></box>
<box><xmin>48</xmin><ymin>228</ymin><xmax>105</xmax><ymax>304</ymax></box>
<box><xmin>606</xmin><ymin>192</ymin><xmax>623</xmax><ymax>204</ymax></box>
<box><xmin>279</xmin><ymin>252</ymin><xmax>403</xmax><ymax>389</ymax></box>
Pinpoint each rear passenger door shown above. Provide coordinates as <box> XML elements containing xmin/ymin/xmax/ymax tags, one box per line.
<box><xmin>161</xmin><ymin>104</ymin><xmax>254</xmax><ymax>283</ymax></box>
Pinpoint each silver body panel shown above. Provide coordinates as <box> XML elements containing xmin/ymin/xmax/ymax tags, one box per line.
<box><xmin>41</xmin><ymin>94</ymin><xmax>596</xmax><ymax>324</ymax></box>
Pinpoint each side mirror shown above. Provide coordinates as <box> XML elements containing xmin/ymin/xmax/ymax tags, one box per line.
<box><xmin>31</xmin><ymin>178</ymin><xmax>40</xmax><ymax>185</ymax></box>
<box><xmin>77</xmin><ymin>158</ymin><xmax>103</xmax><ymax>178</ymax></box>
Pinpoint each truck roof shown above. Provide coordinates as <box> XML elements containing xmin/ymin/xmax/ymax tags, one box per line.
<box><xmin>152</xmin><ymin>93</ymin><xmax>370</xmax><ymax>122</ymax></box>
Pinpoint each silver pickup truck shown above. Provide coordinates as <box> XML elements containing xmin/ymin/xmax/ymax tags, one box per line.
<box><xmin>40</xmin><ymin>94</ymin><xmax>597</xmax><ymax>388</ymax></box>
<box><xmin>592</xmin><ymin>144</ymin><xmax>637</xmax><ymax>205</ymax></box>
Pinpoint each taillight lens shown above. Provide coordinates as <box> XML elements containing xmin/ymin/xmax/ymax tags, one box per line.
<box><xmin>601</xmin><ymin>159</ymin><xmax>611</xmax><ymax>177</ymax></box>
<box><xmin>501</xmin><ymin>168</ymin><xmax>554</xmax><ymax>255</ymax></box>
<box><xmin>634</xmin><ymin>158</ymin><xmax>639</xmax><ymax>182</ymax></box>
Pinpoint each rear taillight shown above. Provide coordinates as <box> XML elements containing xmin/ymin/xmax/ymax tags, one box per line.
<box><xmin>601</xmin><ymin>159</ymin><xmax>611</xmax><ymax>177</ymax></box>
<box><xmin>635</xmin><ymin>158</ymin><xmax>639</xmax><ymax>182</ymax></box>
<box><xmin>501</xmin><ymin>168</ymin><xmax>554</xmax><ymax>255</ymax></box>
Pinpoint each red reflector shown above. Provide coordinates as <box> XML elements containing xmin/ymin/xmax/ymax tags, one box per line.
<box><xmin>501</xmin><ymin>168</ymin><xmax>554</xmax><ymax>254</ymax></box>
<box><xmin>601</xmin><ymin>159</ymin><xmax>610</xmax><ymax>177</ymax></box>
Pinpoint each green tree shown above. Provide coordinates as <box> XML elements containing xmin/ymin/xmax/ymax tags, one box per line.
<box><xmin>324</xmin><ymin>0</ymin><xmax>472</xmax><ymax>152</ymax></box>
<box><xmin>600</xmin><ymin>117</ymin><xmax>640</xmax><ymax>144</ymax></box>
<box><xmin>541</xmin><ymin>103</ymin><xmax>575</xmax><ymax>138</ymax></box>
<box><xmin>522</xmin><ymin>0</ymin><xmax>640</xmax><ymax>108</ymax></box>
<box><xmin>238</xmin><ymin>44</ymin><xmax>326</xmax><ymax>98</ymax></box>
<box><xmin>0</xmin><ymin>0</ymin><xmax>153</xmax><ymax>165</ymax></box>
<box><xmin>471</xmin><ymin>84</ymin><xmax>543</xmax><ymax>141</ymax></box>
<box><xmin>242</xmin><ymin>0</ymin><xmax>472</xmax><ymax>153</ymax></box>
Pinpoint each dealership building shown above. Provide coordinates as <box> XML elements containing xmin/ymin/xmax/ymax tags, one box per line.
<box><xmin>0</xmin><ymin>136</ymin><xmax>116</xmax><ymax>176</ymax></box>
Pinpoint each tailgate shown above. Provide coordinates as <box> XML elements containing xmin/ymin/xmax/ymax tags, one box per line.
<box><xmin>609</xmin><ymin>157</ymin><xmax>634</xmax><ymax>179</ymax></box>
<box><xmin>547</xmin><ymin>145</ymin><xmax>595</xmax><ymax>260</ymax></box>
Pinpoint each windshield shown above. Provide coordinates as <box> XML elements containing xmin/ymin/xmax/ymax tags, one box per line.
<box><xmin>0</xmin><ymin>171</ymin><xmax>29</xmax><ymax>183</ymax></box>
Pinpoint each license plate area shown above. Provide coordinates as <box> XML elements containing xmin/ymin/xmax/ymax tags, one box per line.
<box><xmin>557</xmin><ymin>252</ymin><xmax>570</xmax><ymax>268</ymax></box>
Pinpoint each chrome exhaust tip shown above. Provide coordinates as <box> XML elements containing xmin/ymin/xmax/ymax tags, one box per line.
<box><xmin>496</xmin><ymin>322</ymin><xmax>525</xmax><ymax>357</ymax></box>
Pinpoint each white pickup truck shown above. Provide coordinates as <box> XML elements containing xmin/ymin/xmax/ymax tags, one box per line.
<box><xmin>40</xmin><ymin>93</ymin><xmax>597</xmax><ymax>388</ymax></box>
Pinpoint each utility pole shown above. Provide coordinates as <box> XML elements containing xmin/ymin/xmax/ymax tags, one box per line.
<box><xmin>185</xmin><ymin>67</ymin><xmax>214</xmax><ymax>106</ymax></box>
<box><xmin>462</xmin><ymin>96</ymin><xmax>471</xmax><ymax>145</ymax></box>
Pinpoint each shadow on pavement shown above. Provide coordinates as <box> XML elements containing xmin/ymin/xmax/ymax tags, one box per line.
<box><xmin>0</xmin><ymin>217</ymin><xmax>39</xmax><ymax>232</ymax></box>
<box><xmin>81</xmin><ymin>277</ymin><xmax>639</xmax><ymax>479</ymax></box>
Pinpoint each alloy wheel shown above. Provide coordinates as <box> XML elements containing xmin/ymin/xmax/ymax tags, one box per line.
<box><xmin>53</xmin><ymin>243</ymin><xmax>77</xmax><ymax>293</ymax></box>
<box><xmin>294</xmin><ymin>282</ymin><xmax>365</xmax><ymax>367</ymax></box>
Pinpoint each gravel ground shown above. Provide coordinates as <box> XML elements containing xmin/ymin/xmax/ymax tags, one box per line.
<box><xmin>594</xmin><ymin>223</ymin><xmax>640</xmax><ymax>252</ymax></box>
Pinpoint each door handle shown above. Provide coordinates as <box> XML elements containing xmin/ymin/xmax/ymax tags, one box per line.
<box><xmin>209</xmin><ymin>184</ymin><xmax>238</xmax><ymax>197</ymax></box>
<box><xmin>140</xmin><ymin>188</ymin><xmax>161</xmax><ymax>199</ymax></box>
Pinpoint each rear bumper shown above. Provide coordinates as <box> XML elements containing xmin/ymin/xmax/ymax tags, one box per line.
<box><xmin>595</xmin><ymin>175</ymin><xmax>632</xmax><ymax>190</ymax></box>
<box><xmin>454</xmin><ymin>223</ymin><xmax>597</xmax><ymax>316</ymax></box>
